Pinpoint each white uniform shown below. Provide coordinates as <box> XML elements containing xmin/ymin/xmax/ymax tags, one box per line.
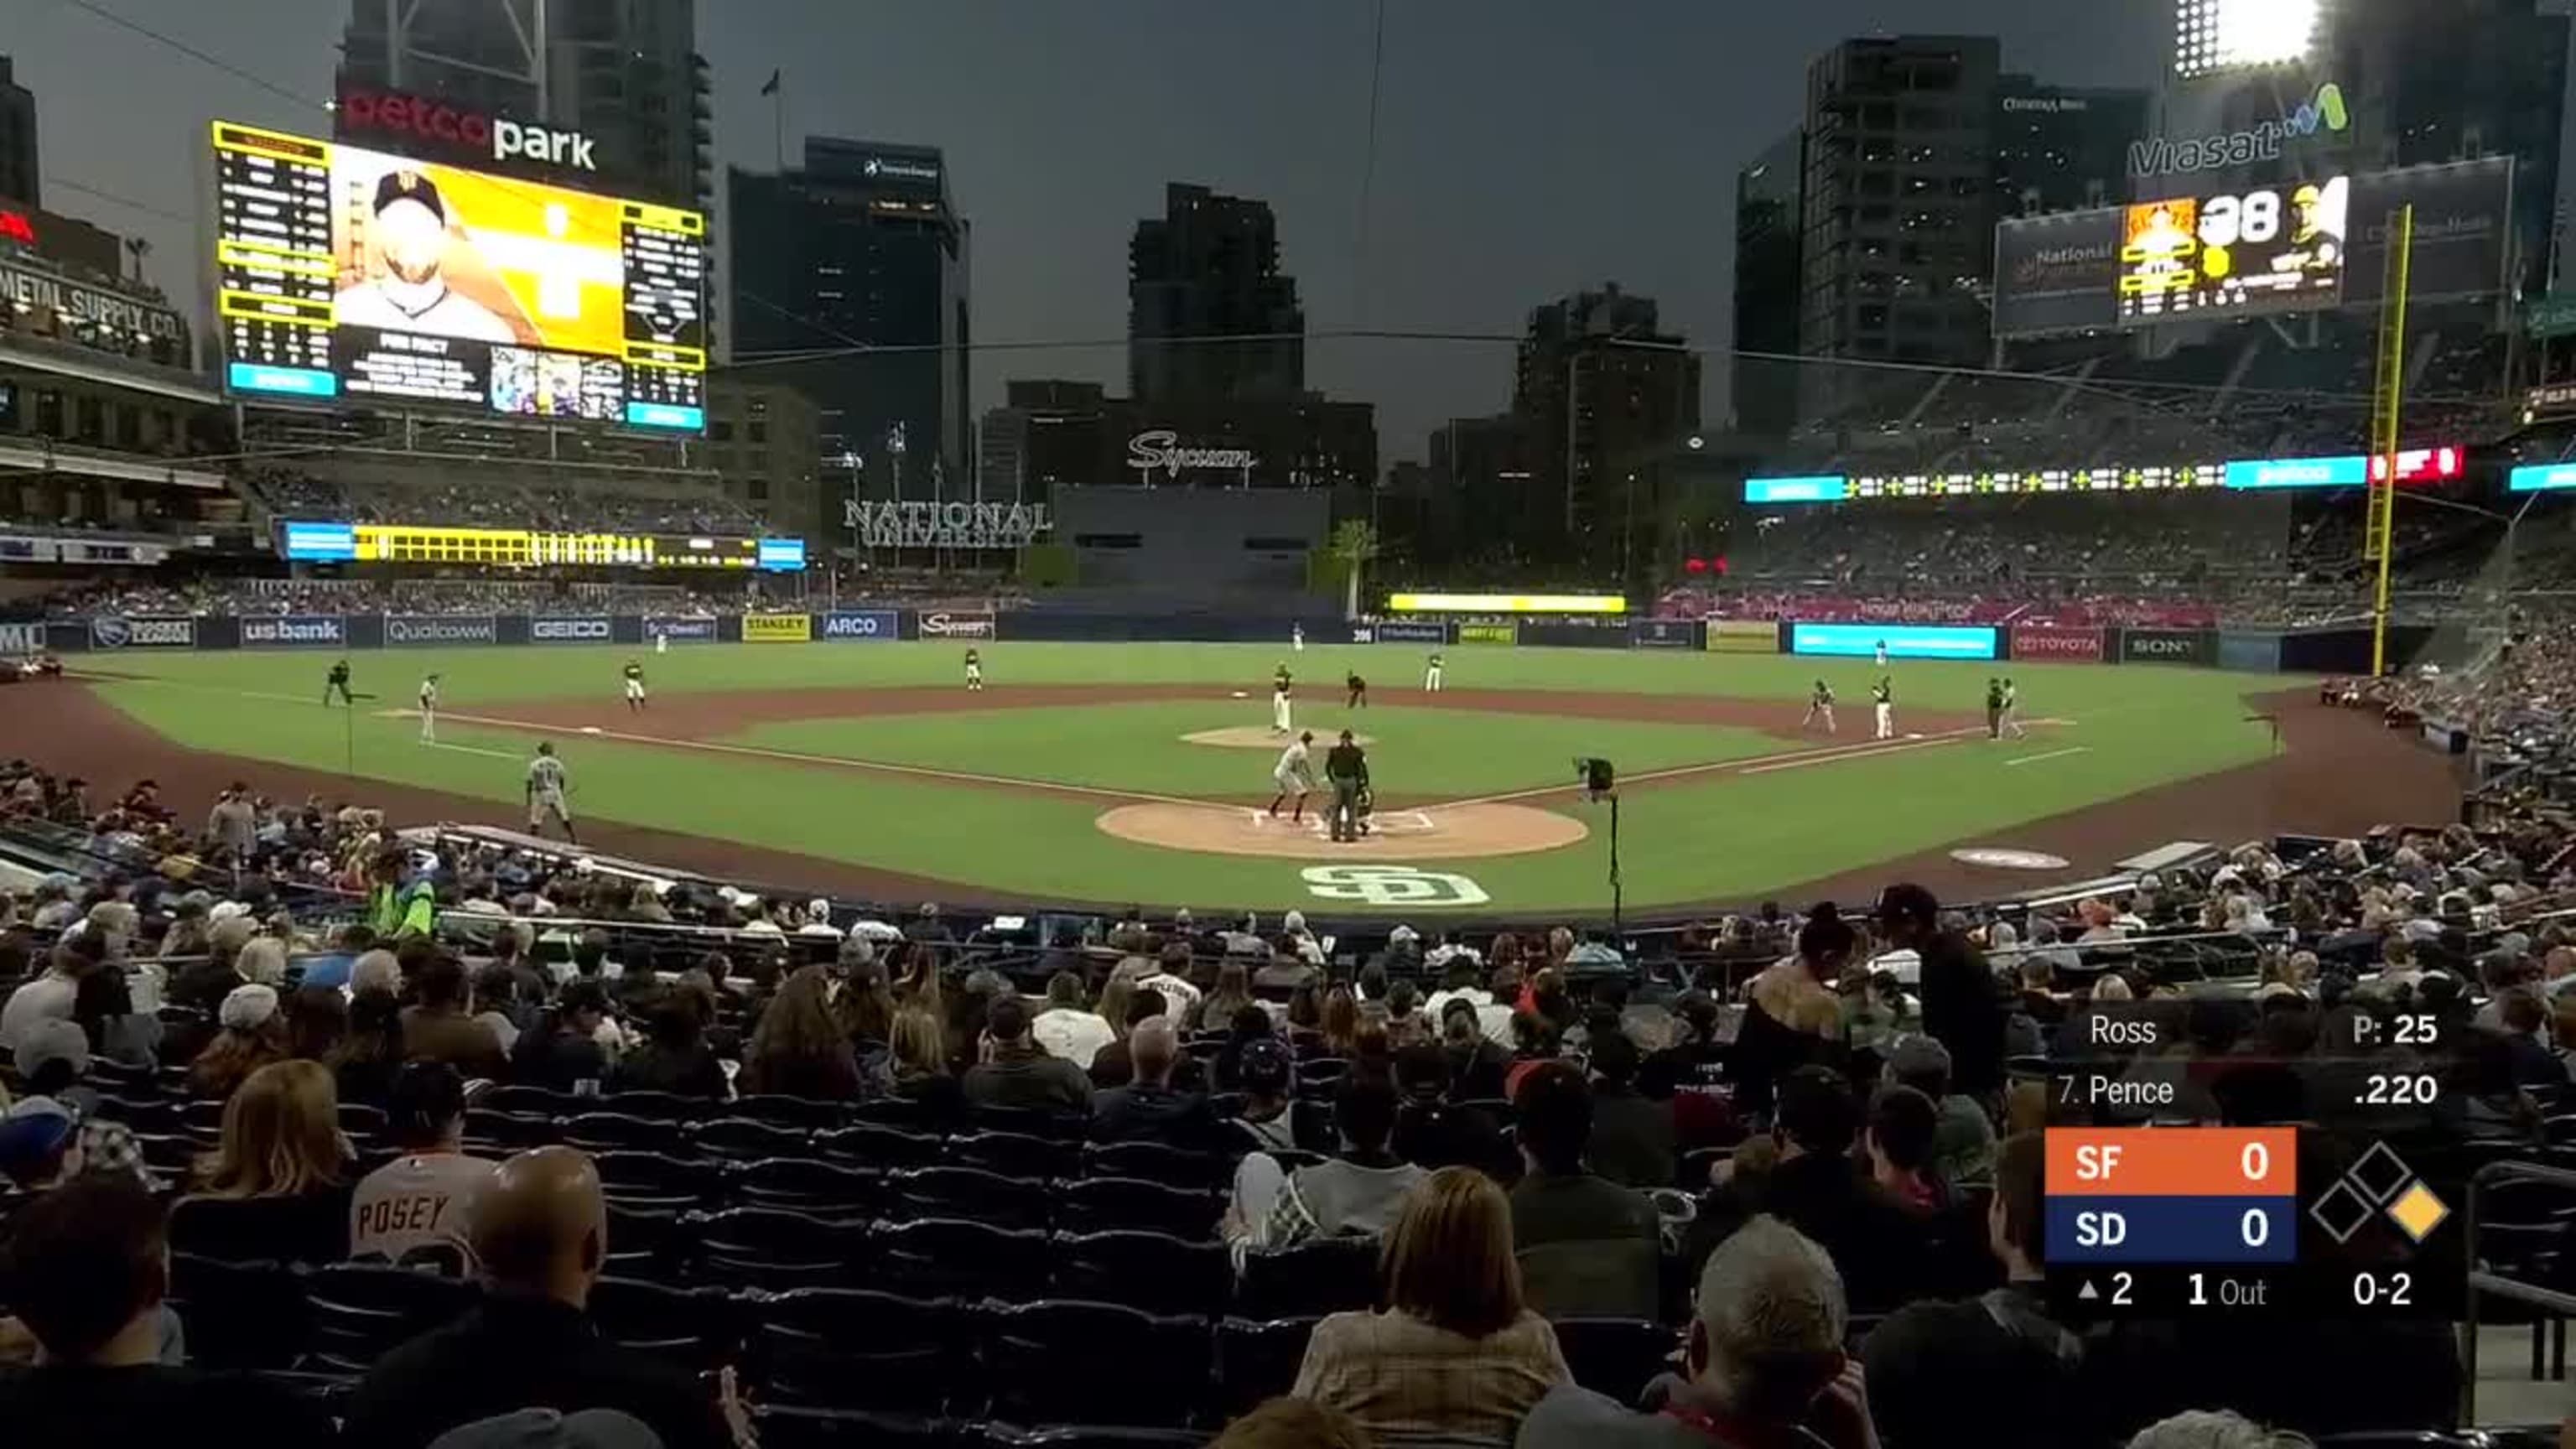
<box><xmin>1425</xmin><ymin>657</ymin><xmax>1445</xmax><ymax>692</ymax></box>
<box><xmin>965</xmin><ymin>658</ymin><xmax>984</xmax><ymax>690</ymax></box>
<box><xmin>655</xmin><ymin>631</ymin><xmax>668</xmax><ymax>655</ymax></box>
<box><xmin>2002</xmin><ymin>683</ymin><xmax>2025</xmax><ymax>738</ymax></box>
<box><xmin>1874</xmin><ymin>695</ymin><xmax>1893</xmax><ymax>740</ymax></box>
<box><xmin>1875</xmin><ymin>642</ymin><xmax>1888</xmax><ymax>666</ymax></box>
<box><xmin>1291</xmin><ymin>625</ymin><xmax>1305</xmax><ymax>653</ymax></box>
<box><xmin>418</xmin><ymin>679</ymin><xmax>439</xmax><ymax>742</ymax></box>
<box><xmin>527</xmin><ymin>753</ymin><xmax>571</xmax><ymax>833</ymax></box>
<box><xmin>1273</xmin><ymin>740</ymin><xmax>1315</xmax><ymax>795</ymax></box>
<box><xmin>1271</xmin><ymin>688</ymin><xmax>1293</xmax><ymax>734</ymax></box>
<box><xmin>624</xmin><ymin>671</ymin><xmax>647</xmax><ymax>704</ymax></box>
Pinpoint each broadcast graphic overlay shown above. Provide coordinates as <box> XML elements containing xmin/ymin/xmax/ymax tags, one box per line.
<box><xmin>212</xmin><ymin>122</ymin><xmax>706</xmax><ymax>431</ymax></box>
<box><xmin>2045</xmin><ymin>1005</ymin><xmax>2464</xmax><ymax>1318</ymax></box>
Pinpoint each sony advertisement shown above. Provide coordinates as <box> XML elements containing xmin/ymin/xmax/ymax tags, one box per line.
<box><xmin>2121</xmin><ymin>628</ymin><xmax>2216</xmax><ymax>666</ymax></box>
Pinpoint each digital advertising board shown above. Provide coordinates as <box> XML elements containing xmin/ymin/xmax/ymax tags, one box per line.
<box><xmin>278</xmin><ymin>522</ymin><xmax>805</xmax><ymax>571</ymax></box>
<box><xmin>212</xmin><ymin>121</ymin><xmax>707</xmax><ymax>432</ymax></box>
<box><xmin>2118</xmin><ymin>176</ymin><xmax>2346</xmax><ymax>324</ymax></box>
<box><xmin>1744</xmin><ymin>444</ymin><xmax>2458</xmax><ymax>506</ymax></box>
<box><xmin>1789</xmin><ymin>623</ymin><xmax>1999</xmax><ymax>662</ymax></box>
<box><xmin>1387</xmin><ymin>594</ymin><xmax>1627</xmax><ymax>615</ymax></box>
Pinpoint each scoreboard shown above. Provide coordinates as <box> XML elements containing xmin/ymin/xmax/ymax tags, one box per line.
<box><xmin>2118</xmin><ymin>176</ymin><xmax>2348</xmax><ymax>324</ymax></box>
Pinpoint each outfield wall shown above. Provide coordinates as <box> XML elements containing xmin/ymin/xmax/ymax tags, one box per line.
<box><xmin>2</xmin><ymin>612</ymin><xmax>2478</xmax><ymax>675</ymax></box>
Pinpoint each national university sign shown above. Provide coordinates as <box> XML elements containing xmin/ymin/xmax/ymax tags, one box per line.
<box><xmin>845</xmin><ymin>501</ymin><xmax>1051</xmax><ymax>550</ymax></box>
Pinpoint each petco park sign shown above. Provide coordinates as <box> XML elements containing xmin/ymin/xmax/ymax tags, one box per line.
<box><xmin>337</xmin><ymin>86</ymin><xmax>597</xmax><ymax>172</ymax></box>
<box><xmin>1126</xmin><ymin>430</ymin><xmax>1256</xmax><ymax>480</ymax></box>
<box><xmin>844</xmin><ymin>500</ymin><xmax>1050</xmax><ymax>551</ymax></box>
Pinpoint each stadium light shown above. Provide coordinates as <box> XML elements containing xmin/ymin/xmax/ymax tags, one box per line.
<box><xmin>2174</xmin><ymin>0</ymin><xmax>2320</xmax><ymax>78</ymax></box>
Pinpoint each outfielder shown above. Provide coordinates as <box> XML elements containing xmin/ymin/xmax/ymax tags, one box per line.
<box><xmin>1872</xmin><ymin>677</ymin><xmax>1894</xmax><ymax>740</ymax></box>
<box><xmin>1802</xmin><ymin>679</ymin><xmax>1836</xmax><ymax>735</ymax></box>
<box><xmin>965</xmin><ymin>648</ymin><xmax>984</xmax><ymax>691</ymax></box>
<box><xmin>418</xmin><ymin>673</ymin><xmax>441</xmax><ymax>744</ymax></box>
<box><xmin>1424</xmin><ymin>651</ymin><xmax>1445</xmax><ymax>692</ymax></box>
<box><xmin>527</xmin><ymin>742</ymin><xmax>578</xmax><ymax>843</ymax></box>
<box><xmin>622</xmin><ymin>660</ymin><xmax>647</xmax><ymax>713</ymax></box>
<box><xmin>1875</xmin><ymin>638</ymin><xmax>1889</xmax><ymax>667</ymax></box>
<box><xmin>1271</xmin><ymin>664</ymin><xmax>1294</xmax><ymax>735</ymax></box>
<box><xmin>1269</xmin><ymin>730</ymin><xmax>1317</xmax><ymax>822</ymax></box>
<box><xmin>655</xmin><ymin>627</ymin><xmax>669</xmax><ymax>656</ymax></box>
<box><xmin>324</xmin><ymin>657</ymin><xmax>355</xmax><ymax>707</ymax></box>
<box><xmin>1291</xmin><ymin>622</ymin><xmax>1306</xmax><ymax>653</ymax></box>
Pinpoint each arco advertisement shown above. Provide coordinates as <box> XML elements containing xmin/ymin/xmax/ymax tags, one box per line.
<box><xmin>818</xmin><ymin>610</ymin><xmax>900</xmax><ymax>641</ymax></box>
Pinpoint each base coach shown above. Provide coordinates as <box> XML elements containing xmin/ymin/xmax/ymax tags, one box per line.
<box><xmin>1326</xmin><ymin>729</ymin><xmax>1370</xmax><ymax>843</ymax></box>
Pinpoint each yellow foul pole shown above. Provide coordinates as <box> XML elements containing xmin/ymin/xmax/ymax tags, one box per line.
<box><xmin>2367</xmin><ymin>202</ymin><xmax>2415</xmax><ymax>677</ymax></box>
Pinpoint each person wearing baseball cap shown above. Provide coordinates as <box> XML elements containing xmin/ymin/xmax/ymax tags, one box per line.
<box><xmin>1877</xmin><ymin>883</ymin><xmax>2006</xmax><ymax>1102</ymax></box>
<box><xmin>333</xmin><ymin>168</ymin><xmax>518</xmax><ymax>343</ymax></box>
<box><xmin>13</xmin><ymin>1016</ymin><xmax>149</xmax><ymax>1187</ymax></box>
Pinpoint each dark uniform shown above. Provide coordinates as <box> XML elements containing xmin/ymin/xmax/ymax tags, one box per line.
<box><xmin>1802</xmin><ymin>679</ymin><xmax>1836</xmax><ymax>733</ymax></box>
<box><xmin>623</xmin><ymin>661</ymin><xmax>647</xmax><ymax>712</ymax></box>
<box><xmin>1345</xmin><ymin>672</ymin><xmax>1368</xmax><ymax>709</ymax></box>
<box><xmin>325</xmin><ymin>658</ymin><xmax>354</xmax><ymax>706</ymax></box>
<box><xmin>1872</xmin><ymin>678</ymin><xmax>1894</xmax><ymax>740</ymax></box>
<box><xmin>1986</xmin><ymin>678</ymin><xmax>2006</xmax><ymax>739</ymax></box>
<box><xmin>965</xmin><ymin>649</ymin><xmax>984</xmax><ymax>691</ymax></box>
<box><xmin>1325</xmin><ymin>733</ymin><xmax>1371</xmax><ymax>843</ymax></box>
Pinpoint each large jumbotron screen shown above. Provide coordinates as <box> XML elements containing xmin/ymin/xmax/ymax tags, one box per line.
<box><xmin>210</xmin><ymin>122</ymin><xmax>707</xmax><ymax>433</ymax></box>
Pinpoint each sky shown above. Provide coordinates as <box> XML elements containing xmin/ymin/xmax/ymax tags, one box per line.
<box><xmin>8</xmin><ymin>0</ymin><xmax>2168</xmax><ymax>460</ymax></box>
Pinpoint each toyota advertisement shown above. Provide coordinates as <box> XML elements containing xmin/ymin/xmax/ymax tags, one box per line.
<box><xmin>2008</xmin><ymin>626</ymin><xmax>2106</xmax><ymax>662</ymax></box>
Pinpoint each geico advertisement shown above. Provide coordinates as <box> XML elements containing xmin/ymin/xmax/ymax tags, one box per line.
<box><xmin>1789</xmin><ymin>623</ymin><xmax>1998</xmax><ymax>660</ymax></box>
<box><xmin>529</xmin><ymin>615</ymin><xmax>612</xmax><ymax>642</ymax></box>
<box><xmin>331</xmin><ymin>145</ymin><xmax>626</xmax><ymax>357</ymax></box>
<box><xmin>742</xmin><ymin>613</ymin><xmax>813</xmax><ymax>643</ymax></box>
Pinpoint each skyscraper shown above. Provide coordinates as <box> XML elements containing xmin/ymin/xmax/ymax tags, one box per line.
<box><xmin>1732</xmin><ymin>128</ymin><xmax>1804</xmax><ymax>436</ymax></box>
<box><xmin>338</xmin><ymin>0</ymin><xmax>713</xmax><ymax>212</ymax></box>
<box><xmin>1129</xmin><ymin>183</ymin><xmax>1305</xmax><ymax>408</ymax></box>
<box><xmin>729</xmin><ymin>139</ymin><xmax>969</xmax><ymax>502</ymax></box>
<box><xmin>0</xmin><ymin>56</ymin><xmax>37</xmax><ymax>208</ymax></box>
<box><xmin>1511</xmin><ymin>285</ymin><xmax>1701</xmax><ymax>579</ymax></box>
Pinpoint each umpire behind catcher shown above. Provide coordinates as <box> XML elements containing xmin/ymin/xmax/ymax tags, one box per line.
<box><xmin>1325</xmin><ymin>729</ymin><xmax>1370</xmax><ymax>843</ymax></box>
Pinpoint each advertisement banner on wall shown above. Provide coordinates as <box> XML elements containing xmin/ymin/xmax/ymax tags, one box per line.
<box><xmin>1705</xmin><ymin>620</ymin><xmax>1780</xmax><ymax>654</ymax></box>
<box><xmin>1457</xmin><ymin>622</ymin><xmax>1519</xmax><ymax>646</ymax></box>
<box><xmin>2008</xmin><ymin>625</ymin><xmax>2106</xmax><ymax>662</ymax></box>
<box><xmin>529</xmin><ymin>616</ymin><xmax>613</xmax><ymax>643</ymax></box>
<box><xmin>1366</xmin><ymin>621</ymin><xmax>1449</xmax><ymax>645</ymax></box>
<box><xmin>644</xmin><ymin>615</ymin><xmax>718</xmax><ymax>642</ymax></box>
<box><xmin>1523</xmin><ymin>622</ymin><xmax>1629</xmax><ymax>649</ymax></box>
<box><xmin>0</xmin><ymin>621</ymin><xmax>44</xmax><ymax>654</ymax></box>
<box><xmin>241</xmin><ymin>615</ymin><xmax>347</xmax><ymax>648</ymax></box>
<box><xmin>1991</xmin><ymin>207</ymin><xmax>2122</xmax><ymax>338</ymax></box>
<box><xmin>87</xmin><ymin>615</ymin><xmax>197</xmax><ymax>650</ymax></box>
<box><xmin>385</xmin><ymin>615</ymin><xmax>499</xmax><ymax>647</ymax></box>
<box><xmin>914</xmin><ymin>610</ymin><xmax>996</xmax><ymax>641</ymax></box>
<box><xmin>818</xmin><ymin>610</ymin><xmax>901</xmax><ymax>641</ymax></box>
<box><xmin>1790</xmin><ymin>622</ymin><xmax>1999</xmax><ymax>660</ymax></box>
<box><xmin>2120</xmin><ymin>627</ymin><xmax>2215</xmax><ymax>666</ymax></box>
<box><xmin>1629</xmin><ymin>619</ymin><xmax>1700</xmax><ymax>650</ymax></box>
<box><xmin>2217</xmin><ymin>631</ymin><xmax>2283</xmax><ymax>673</ymax></box>
<box><xmin>742</xmin><ymin>612</ymin><xmax>814</xmax><ymax>643</ymax></box>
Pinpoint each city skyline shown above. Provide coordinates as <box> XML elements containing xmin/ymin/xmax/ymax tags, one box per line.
<box><xmin>7</xmin><ymin>0</ymin><xmax>2172</xmax><ymax>460</ymax></box>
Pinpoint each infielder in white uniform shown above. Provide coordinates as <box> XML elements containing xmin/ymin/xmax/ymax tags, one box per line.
<box><xmin>2001</xmin><ymin>677</ymin><xmax>2028</xmax><ymax>739</ymax></box>
<box><xmin>526</xmin><ymin>742</ymin><xmax>578</xmax><ymax>843</ymax></box>
<box><xmin>1872</xmin><ymin>678</ymin><xmax>1894</xmax><ymax>740</ymax></box>
<box><xmin>621</xmin><ymin>660</ymin><xmax>647</xmax><ymax>712</ymax></box>
<box><xmin>1270</xmin><ymin>664</ymin><xmax>1294</xmax><ymax>735</ymax></box>
<box><xmin>418</xmin><ymin>673</ymin><xmax>441</xmax><ymax>744</ymax></box>
<box><xmin>1424</xmin><ymin>652</ymin><xmax>1445</xmax><ymax>692</ymax></box>
<box><xmin>1268</xmin><ymin>730</ymin><xmax>1317</xmax><ymax>822</ymax></box>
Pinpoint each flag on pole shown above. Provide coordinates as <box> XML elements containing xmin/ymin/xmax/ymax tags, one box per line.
<box><xmin>760</xmin><ymin>69</ymin><xmax>782</xmax><ymax>96</ymax></box>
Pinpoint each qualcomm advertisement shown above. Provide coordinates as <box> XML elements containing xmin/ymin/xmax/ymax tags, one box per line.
<box><xmin>1790</xmin><ymin>622</ymin><xmax>2000</xmax><ymax>661</ymax></box>
<box><xmin>386</xmin><ymin>615</ymin><xmax>498</xmax><ymax>646</ymax></box>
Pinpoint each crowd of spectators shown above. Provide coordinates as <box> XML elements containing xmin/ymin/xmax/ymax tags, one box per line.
<box><xmin>0</xmin><ymin>721</ymin><xmax>2570</xmax><ymax>1446</ymax></box>
<box><xmin>243</xmin><ymin>469</ymin><xmax>761</xmax><ymax>535</ymax></box>
<box><xmin>38</xmin><ymin>577</ymin><xmax>772</xmax><ymax>621</ymax></box>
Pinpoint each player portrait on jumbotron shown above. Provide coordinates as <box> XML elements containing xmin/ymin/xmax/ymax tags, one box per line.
<box><xmin>332</xmin><ymin>169</ymin><xmax>523</xmax><ymax>344</ymax></box>
<box><xmin>2119</xmin><ymin>198</ymin><xmax>2198</xmax><ymax>305</ymax></box>
<box><xmin>2277</xmin><ymin>175</ymin><xmax>2349</xmax><ymax>288</ymax></box>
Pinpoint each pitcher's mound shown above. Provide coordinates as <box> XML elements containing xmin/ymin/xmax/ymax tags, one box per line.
<box><xmin>1097</xmin><ymin>801</ymin><xmax>1585</xmax><ymax>860</ymax></box>
<box><xmin>1183</xmin><ymin>725</ymin><xmax>1374</xmax><ymax>749</ymax></box>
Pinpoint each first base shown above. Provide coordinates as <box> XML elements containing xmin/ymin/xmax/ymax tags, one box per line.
<box><xmin>581</xmin><ymin>726</ymin><xmax>604</xmax><ymax>735</ymax></box>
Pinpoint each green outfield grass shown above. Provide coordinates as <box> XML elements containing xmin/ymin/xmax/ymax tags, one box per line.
<box><xmin>77</xmin><ymin>641</ymin><xmax>2297</xmax><ymax>913</ymax></box>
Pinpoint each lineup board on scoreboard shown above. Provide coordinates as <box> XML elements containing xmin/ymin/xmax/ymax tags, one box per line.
<box><xmin>211</xmin><ymin>122</ymin><xmax>707</xmax><ymax>433</ymax></box>
<box><xmin>2118</xmin><ymin>176</ymin><xmax>2349</xmax><ymax>324</ymax></box>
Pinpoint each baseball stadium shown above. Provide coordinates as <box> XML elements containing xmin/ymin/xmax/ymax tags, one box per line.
<box><xmin>9</xmin><ymin>1</ymin><xmax>2576</xmax><ymax>1446</ymax></box>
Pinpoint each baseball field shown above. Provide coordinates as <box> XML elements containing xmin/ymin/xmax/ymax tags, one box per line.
<box><xmin>39</xmin><ymin>641</ymin><xmax>2466</xmax><ymax>917</ymax></box>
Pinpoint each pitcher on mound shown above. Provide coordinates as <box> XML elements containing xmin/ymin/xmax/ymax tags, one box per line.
<box><xmin>1271</xmin><ymin>663</ymin><xmax>1294</xmax><ymax>735</ymax></box>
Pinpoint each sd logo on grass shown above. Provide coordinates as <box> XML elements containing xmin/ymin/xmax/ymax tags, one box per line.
<box><xmin>1300</xmin><ymin>865</ymin><xmax>1490</xmax><ymax>908</ymax></box>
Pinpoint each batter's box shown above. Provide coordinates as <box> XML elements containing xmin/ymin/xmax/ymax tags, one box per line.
<box><xmin>1244</xmin><ymin>809</ymin><xmax>1438</xmax><ymax>837</ymax></box>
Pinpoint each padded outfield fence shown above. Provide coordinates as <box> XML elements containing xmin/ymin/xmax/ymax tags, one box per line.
<box><xmin>0</xmin><ymin>611</ymin><xmax>2485</xmax><ymax>678</ymax></box>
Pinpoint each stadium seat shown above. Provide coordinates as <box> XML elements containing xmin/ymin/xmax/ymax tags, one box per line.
<box><xmin>563</xmin><ymin>1111</ymin><xmax>689</xmax><ymax>1155</ymax></box>
<box><xmin>975</xmin><ymin>1425</ymin><xmax>1205</xmax><ymax>1449</ymax></box>
<box><xmin>1214</xmin><ymin>1316</ymin><xmax>1317</xmax><ymax>1416</ymax></box>
<box><xmin>874</xmin><ymin>1218</ymin><xmax>1052</xmax><ymax>1301</ymax></box>
<box><xmin>1083</xmin><ymin>1140</ymin><xmax>1234</xmax><ymax>1189</ymax></box>
<box><xmin>598</xmin><ymin>1089</ymin><xmax>709</xmax><ymax>1122</ymax></box>
<box><xmin>166</xmin><ymin>1254</ymin><xmax>309</xmax><ymax>1371</ymax></box>
<box><xmin>1554</xmin><ymin>1317</ymin><xmax>1680</xmax><ymax>1404</ymax></box>
<box><xmin>735</xmin><ymin>1157</ymin><xmax>880</xmax><ymax>1221</ymax></box>
<box><xmin>179</xmin><ymin>1097</ymin><xmax>226</xmax><ymax>1146</ymax></box>
<box><xmin>818</xmin><ymin>1121</ymin><xmax>944</xmax><ymax>1170</ymax></box>
<box><xmin>304</xmin><ymin>1263</ymin><xmax>478</xmax><ymax>1373</ymax></box>
<box><xmin>748</xmin><ymin>1288</ymin><xmax>969</xmax><ymax>1413</ymax></box>
<box><xmin>952</xmin><ymin>1129</ymin><xmax>1083</xmax><ymax>1182</ymax></box>
<box><xmin>968</xmin><ymin>1104</ymin><xmax>1088</xmax><ymax>1141</ymax></box>
<box><xmin>754</xmin><ymin>1406</ymin><xmax>954</xmax><ymax>1449</ymax></box>
<box><xmin>462</xmin><ymin>1108</ymin><xmax>561</xmax><ymax>1152</ymax></box>
<box><xmin>1236</xmin><ymin>1236</ymin><xmax>1379</xmax><ymax>1319</ymax></box>
<box><xmin>692</xmin><ymin>1117</ymin><xmax>813</xmax><ymax>1162</ymax></box>
<box><xmin>978</xmin><ymin>1299</ymin><xmax>1212</xmax><ymax>1427</ymax></box>
<box><xmin>1054</xmin><ymin>1176</ymin><xmax>1223</xmax><ymax>1239</ymax></box>
<box><xmin>483</xmin><ymin>1085</ymin><xmax>580</xmax><ymax>1118</ymax></box>
<box><xmin>593</xmin><ymin>1148</ymin><xmax>728</xmax><ymax>1208</ymax></box>
<box><xmin>734</xmin><ymin>1094</ymin><xmax>854</xmax><ymax>1130</ymax></box>
<box><xmin>1050</xmin><ymin>1230</ymin><xmax>1230</xmax><ymax>1317</ymax></box>
<box><xmin>603</xmin><ymin>1201</ymin><xmax>693</xmax><ymax>1275</ymax></box>
<box><xmin>850</xmin><ymin>1097</ymin><xmax>937</xmax><ymax>1130</ymax></box>
<box><xmin>887</xmin><ymin>1166</ymin><xmax>1052</xmax><ymax>1228</ymax></box>
<box><xmin>589</xmin><ymin>1275</ymin><xmax>736</xmax><ymax>1368</ymax></box>
<box><xmin>692</xmin><ymin>1208</ymin><xmax>872</xmax><ymax>1292</ymax></box>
